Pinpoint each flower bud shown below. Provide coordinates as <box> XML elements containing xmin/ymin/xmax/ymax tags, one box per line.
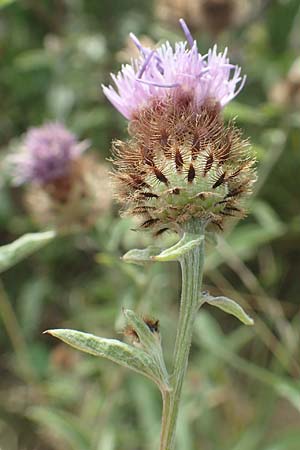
<box><xmin>123</xmin><ymin>316</ymin><xmax>160</xmax><ymax>346</ymax></box>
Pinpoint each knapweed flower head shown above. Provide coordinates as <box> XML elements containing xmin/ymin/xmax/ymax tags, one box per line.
<box><xmin>104</xmin><ymin>20</ymin><xmax>256</xmax><ymax>234</ymax></box>
<box><xmin>10</xmin><ymin>122</ymin><xmax>88</xmax><ymax>186</ymax></box>
<box><xmin>9</xmin><ymin>122</ymin><xmax>111</xmax><ymax>232</ymax></box>
<box><xmin>102</xmin><ymin>19</ymin><xmax>246</xmax><ymax>120</ymax></box>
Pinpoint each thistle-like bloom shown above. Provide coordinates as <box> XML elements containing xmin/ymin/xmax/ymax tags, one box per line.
<box><xmin>9</xmin><ymin>122</ymin><xmax>111</xmax><ymax>232</ymax></box>
<box><xmin>113</xmin><ymin>99</ymin><xmax>255</xmax><ymax>233</ymax></box>
<box><xmin>10</xmin><ymin>122</ymin><xmax>88</xmax><ymax>185</ymax></box>
<box><xmin>102</xmin><ymin>19</ymin><xmax>246</xmax><ymax>119</ymax></box>
<box><xmin>104</xmin><ymin>20</ymin><xmax>256</xmax><ymax>234</ymax></box>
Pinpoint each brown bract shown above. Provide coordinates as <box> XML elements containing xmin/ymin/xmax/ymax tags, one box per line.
<box><xmin>112</xmin><ymin>95</ymin><xmax>256</xmax><ymax>234</ymax></box>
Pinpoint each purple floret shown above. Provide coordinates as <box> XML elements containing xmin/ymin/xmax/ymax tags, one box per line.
<box><xmin>10</xmin><ymin>123</ymin><xmax>88</xmax><ymax>185</ymax></box>
<box><xmin>102</xmin><ymin>19</ymin><xmax>246</xmax><ymax>119</ymax></box>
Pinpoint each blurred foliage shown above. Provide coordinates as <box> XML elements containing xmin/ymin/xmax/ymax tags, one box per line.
<box><xmin>0</xmin><ymin>0</ymin><xmax>300</xmax><ymax>449</ymax></box>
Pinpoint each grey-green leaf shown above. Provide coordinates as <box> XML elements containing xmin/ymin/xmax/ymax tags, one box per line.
<box><xmin>123</xmin><ymin>309</ymin><xmax>169</xmax><ymax>388</ymax></box>
<box><xmin>0</xmin><ymin>231</ymin><xmax>56</xmax><ymax>273</ymax></box>
<box><xmin>153</xmin><ymin>233</ymin><xmax>204</xmax><ymax>262</ymax></box>
<box><xmin>45</xmin><ymin>328</ymin><xmax>161</xmax><ymax>386</ymax></box>
<box><xmin>203</xmin><ymin>294</ymin><xmax>254</xmax><ymax>326</ymax></box>
<box><xmin>122</xmin><ymin>233</ymin><xmax>204</xmax><ymax>265</ymax></box>
<box><xmin>123</xmin><ymin>309</ymin><xmax>159</xmax><ymax>350</ymax></box>
<box><xmin>122</xmin><ymin>246</ymin><xmax>161</xmax><ymax>265</ymax></box>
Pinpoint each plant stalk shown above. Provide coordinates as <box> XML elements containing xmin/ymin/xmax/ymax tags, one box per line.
<box><xmin>160</xmin><ymin>221</ymin><xmax>205</xmax><ymax>450</ymax></box>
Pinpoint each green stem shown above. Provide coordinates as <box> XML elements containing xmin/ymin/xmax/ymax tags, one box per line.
<box><xmin>160</xmin><ymin>221</ymin><xmax>205</xmax><ymax>450</ymax></box>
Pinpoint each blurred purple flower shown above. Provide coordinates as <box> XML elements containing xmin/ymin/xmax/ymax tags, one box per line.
<box><xmin>10</xmin><ymin>123</ymin><xmax>89</xmax><ymax>185</ymax></box>
<box><xmin>102</xmin><ymin>19</ymin><xmax>246</xmax><ymax>119</ymax></box>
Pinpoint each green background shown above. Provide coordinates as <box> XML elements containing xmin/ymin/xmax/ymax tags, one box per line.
<box><xmin>0</xmin><ymin>1</ymin><xmax>300</xmax><ymax>449</ymax></box>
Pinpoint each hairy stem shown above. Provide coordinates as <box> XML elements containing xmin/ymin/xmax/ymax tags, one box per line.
<box><xmin>160</xmin><ymin>221</ymin><xmax>205</xmax><ymax>450</ymax></box>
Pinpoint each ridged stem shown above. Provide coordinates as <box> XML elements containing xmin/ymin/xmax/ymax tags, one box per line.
<box><xmin>160</xmin><ymin>221</ymin><xmax>205</xmax><ymax>450</ymax></box>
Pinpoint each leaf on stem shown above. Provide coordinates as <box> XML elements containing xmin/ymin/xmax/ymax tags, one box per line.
<box><xmin>152</xmin><ymin>233</ymin><xmax>204</xmax><ymax>262</ymax></box>
<box><xmin>123</xmin><ymin>309</ymin><xmax>169</xmax><ymax>387</ymax></box>
<box><xmin>0</xmin><ymin>231</ymin><xmax>56</xmax><ymax>273</ymax></box>
<box><xmin>122</xmin><ymin>246</ymin><xmax>161</xmax><ymax>265</ymax></box>
<box><xmin>123</xmin><ymin>309</ymin><xmax>159</xmax><ymax>351</ymax></box>
<box><xmin>202</xmin><ymin>293</ymin><xmax>254</xmax><ymax>326</ymax></box>
<box><xmin>45</xmin><ymin>328</ymin><xmax>164</xmax><ymax>388</ymax></box>
<box><xmin>122</xmin><ymin>233</ymin><xmax>204</xmax><ymax>265</ymax></box>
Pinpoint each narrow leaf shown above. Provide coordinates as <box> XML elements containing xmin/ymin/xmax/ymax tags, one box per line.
<box><xmin>122</xmin><ymin>233</ymin><xmax>204</xmax><ymax>265</ymax></box>
<box><xmin>123</xmin><ymin>309</ymin><xmax>159</xmax><ymax>350</ymax></box>
<box><xmin>123</xmin><ymin>309</ymin><xmax>169</xmax><ymax>387</ymax></box>
<box><xmin>153</xmin><ymin>233</ymin><xmax>204</xmax><ymax>261</ymax></box>
<box><xmin>45</xmin><ymin>328</ymin><xmax>161</xmax><ymax>386</ymax></box>
<box><xmin>203</xmin><ymin>293</ymin><xmax>254</xmax><ymax>326</ymax></box>
<box><xmin>122</xmin><ymin>246</ymin><xmax>161</xmax><ymax>265</ymax></box>
<box><xmin>0</xmin><ymin>231</ymin><xmax>55</xmax><ymax>273</ymax></box>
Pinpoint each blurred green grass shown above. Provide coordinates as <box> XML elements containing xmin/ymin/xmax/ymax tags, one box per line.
<box><xmin>0</xmin><ymin>1</ymin><xmax>300</xmax><ymax>449</ymax></box>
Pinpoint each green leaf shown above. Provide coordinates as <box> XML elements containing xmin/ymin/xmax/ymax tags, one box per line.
<box><xmin>123</xmin><ymin>309</ymin><xmax>159</xmax><ymax>351</ymax></box>
<box><xmin>202</xmin><ymin>293</ymin><xmax>254</xmax><ymax>326</ymax></box>
<box><xmin>122</xmin><ymin>232</ymin><xmax>204</xmax><ymax>264</ymax></box>
<box><xmin>153</xmin><ymin>233</ymin><xmax>204</xmax><ymax>262</ymax></box>
<box><xmin>123</xmin><ymin>309</ymin><xmax>169</xmax><ymax>387</ymax></box>
<box><xmin>45</xmin><ymin>328</ymin><xmax>162</xmax><ymax>388</ymax></box>
<box><xmin>0</xmin><ymin>231</ymin><xmax>55</xmax><ymax>273</ymax></box>
<box><xmin>122</xmin><ymin>246</ymin><xmax>161</xmax><ymax>265</ymax></box>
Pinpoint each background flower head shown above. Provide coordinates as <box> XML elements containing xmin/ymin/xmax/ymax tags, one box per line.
<box><xmin>7</xmin><ymin>122</ymin><xmax>111</xmax><ymax>232</ymax></box>
<box><xmin>10</xmin><ymin>122</ymin><xmax>89</xmax><ymax>185</ymax></box>
<box><xmin>102</xmin><ymin>19</ymin><xmax>246</xmax><ymax>119</ymax></box>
